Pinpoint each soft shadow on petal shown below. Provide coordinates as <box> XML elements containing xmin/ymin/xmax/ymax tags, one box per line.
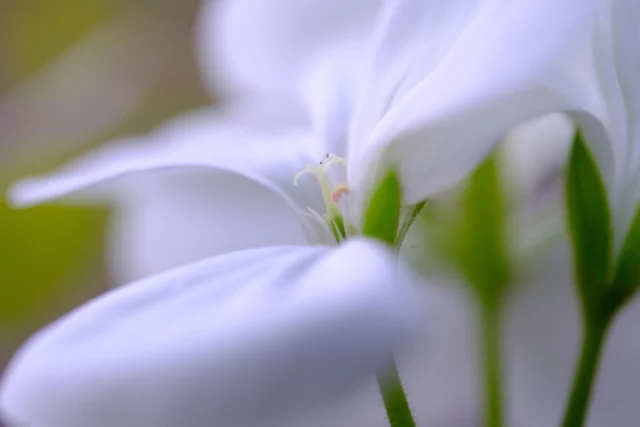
<box><xmin>297</xmin><ymin>38</ymin><xmax>368</xmax><ymax>158</ymax></box>
<box><xmin>502</xmin><ymin>113</ymin><xmax>574</xmax><ymax>202</ymax></box>
<box><xmin>108</xmin><ymin>169</ymin><xmax>308</xmax><ymax>284</ymax></box>
<box><xmin>598</xmin><ymin>0</ymin><xmax>640</xmax><ymax>253</ymax></box>
<box><xmin>9</xmin><ymin>102</ymin><xmax>313</xmax><ymax>206</ymax></box>
<box><xmin>612</xmin><ymin>0</ymin><xmax>640</xmax><ymax>172</ymax></box>
<box><xmin>349</xmin><ymin>0</ymin><xmax>597</xmax><ymax>204</ymax></box>
<box><xmin>197</xmin><ymin>0</ymin><xmax>380</xmax><ymax>99</ymax></box>
<box><xmin>349</xmin><ymin>0</ymin><xmax>478</xmax><ymax>149</ymax></box>
<box><xmin>0</xmin><ymin>238</ymin><xmax>423</xmax><ymax>427</ymax></box>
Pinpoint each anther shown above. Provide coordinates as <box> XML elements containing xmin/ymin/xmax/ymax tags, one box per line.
<box><xmin>331</xmin><ymin>184</ymin><xmax>350</xmax><ymax>203</ymax></box>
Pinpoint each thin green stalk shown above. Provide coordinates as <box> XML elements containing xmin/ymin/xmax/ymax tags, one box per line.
<box><xmin>374</xmin><ymin>198</ymin><xmax>421</xmax><ymax>427</ymax></box>
<box><xmin>377</xmin><ymin>361</ymin><xmax>417</xmax><ymax>427</ymax></box>
<box><xmin>561</xmin><ymin>317</ymin><xmax>611</xmax><ymax>427</ymax></box>
<box><xmin>396</xmin><ymin>201</ymin><xmax>426</xmax><ymax>247</ymax></box>
<box><xmin>481</xmin><ymin>302</ymin><xmax>504</xmax><ymax>427</ymax></box>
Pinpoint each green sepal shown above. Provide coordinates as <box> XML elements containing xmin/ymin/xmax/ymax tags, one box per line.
<box><xmin>565</xmin><ymin>132</ymin><xmax>612</xmax><ymax>312</ymax></box>
<box><xmin>454</xmin><ymin>152</ymin><xmax>511</xmax><ymax>305</ymax></box>
<box><xmin>328</xmin><ymin>213</ymin><xmax>348</xmax><ymax>243</ymax></box>
<box><xmin>610</xmin><ymin>205</ymin><xmax>640</xmax><ymax>306</ymax></box>
<box><xmin>362</xmin><ymin>168</ymin><xmax>402</xmax><ymax>246</ymax></box>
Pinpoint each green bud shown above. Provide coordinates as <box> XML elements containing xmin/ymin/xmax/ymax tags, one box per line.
<box><xmin>566</xmin><ymin>132</ymin><xmax>612</xmax><ymax>313</ymax></box>
<box><xmin>328</xmin><ymin>213</ymin><xmax>348</xmax><ymax>243</ymax></box>
<box><xmin>362</xmin><ymin>168</ymin><xmax>402</xmax><ymax>246</ymax></box>
<box><xmin>610</xmin><ymin>206</ymin><xmax>640</xmax><ymax>307</ymax></box>
<box><xmin>455</xmin><ymin>153</ymin><xmax>511</xmax><ymax>305</ymax></box>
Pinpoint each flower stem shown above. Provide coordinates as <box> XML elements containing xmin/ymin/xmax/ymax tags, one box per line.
<box><xmin>396</xmin><ymin>201</ymin><xmax>426</xmax><ymax>246</ymax></box>
<box><xmin>377</xmin><ymin>361</ymin><xmax>417</xmax><ymax>427</ymax></box>
<box><xmin>377</xmin><ymin>199</ymin><xmax>422</xmax><ymax>427</ymax></box>
<box><xmin>561</xmin><ymin>317</ymin><xmax>611</xmax><ymax>427</ymax></box>
<box><xmin>481</xmin><ymin>302</ymin><xmax>504</xmax><ymax>427</ymax></box>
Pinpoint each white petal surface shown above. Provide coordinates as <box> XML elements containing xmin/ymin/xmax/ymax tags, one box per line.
<box><xmin>502</xmin><ymin>113</ymin><xmax>574</xmax><ymax>201</ymax></box>
<box><xmin>108</xmin><ymin>171</ymin><xmax>308</xmax><ymax>284</ymax></box>
<box><xmin>601</xmin><ymin>0</ymin><xmax>640</xmax><ymax>252</ymax></box>
<box><xmin>0</xmin><ymin>238</ymin><xmax>422</xmax><ymax>427</ymax></box>
<box><xmin>349</xmin><ymin>0</ymin><xmax>478</xmax><ymax>150</ymax></box>
<box><xmin>197</xmin><ymin>0</ymin><xmax>380</xmax><ymax>98</ymax></box>
<box><xmin>297</xmin><ymin>38</ymin><xmax>367</xmax><ymax>158</ymax></box>
<box><xmin>9</xmin><ymin>103</ymin><xmax>332</xmax><ymax>244</ymax></box>
<box><xmin>11</xmin><ymin>102</ymin><xmax>311</xmax><ymax>205</ymax></box>
<box><xmin>349</xmin><ymin>0</ymin><xmax>597</xmax><ymax>204</ymax></box>
<box><xmin>612</xmin><ymin>0</ymin><xmax>640</xmax><ymax>173</ymax></box>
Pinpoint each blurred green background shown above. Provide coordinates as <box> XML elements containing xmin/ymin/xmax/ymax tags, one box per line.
<box><xmin>0</xmin><ymin>0</ymin><xmax>208</xmax><ymax>391</ymax></box>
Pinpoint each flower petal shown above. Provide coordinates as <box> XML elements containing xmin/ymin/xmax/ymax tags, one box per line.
<box><xmin>349</xmin><ymin>0</ymin><xmax>478</xmax><ymax>150</ymax></box>
<box><xmin>9</xmin><ymin>102</ymin><xmax>333</xmax><ymax>244</ymax></box>
<box><xmin>527</xmin><ymin>0</ymin><xmax>640</xmax><ymax>256</ymax></box>
<box><xmin>502</xmin><ymin>113</ymin><xmax>574</xmax><ymax>201</ymax></box>
<box><xmin>297</xmin><ymin>38</ymin><xmax>368</xmax><ymax>158</ymax></box>
<box><xmin>108</xmin><ymin>172</ymin><xmax>308</xmax><ymax>284</ymax></box>
<box><xmin>600</xmin><ymin>0</ymin><xmax>640</xmax><ymax>252</ymax></box>
<box><xmin>612</xmin><ymin>0</ymin><xmax>640</xmax><ymax>170</ymax></box>
<box><xmin>0</xmin><ymin>238</ymin><xmax>423</xmax><ymax>427</ymax></box>
<box><xmin>10</xmin><ymin>102</ymin><xmax>307</xmax><ymax>204</ymax></box>
<box><xmin>348</xmin><ymin>0</ymin><xmax>597</xmax><ymax>204</ymax></box>
<box><xmin>197</xmin><ymin>0</ymin><xmax>380</xmax><ymax>98</ymax></box>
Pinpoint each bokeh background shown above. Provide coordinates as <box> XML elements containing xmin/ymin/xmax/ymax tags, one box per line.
<box><xmin>0</xmin><ymin>2</ymin><xmax>206</xmax><ymax>414</ymax></box>
<box><xmin>2</xmin><ymin>2</ymin><xmax>640</xmax><ymax>427</ymax></box>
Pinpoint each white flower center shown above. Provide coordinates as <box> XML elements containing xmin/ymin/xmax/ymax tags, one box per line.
<box><xmin>294</xmin><ymin>153</ymin><xmax>357</xmax><ymax>243</ymax></box>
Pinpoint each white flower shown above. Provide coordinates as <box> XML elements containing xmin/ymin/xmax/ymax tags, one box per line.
<box><xmin>1</xmin><ymin>239</ymin><xmax>422</xmax><ymax>427</ymax></box>
<box><xmin>502</xmin><ymin>114</ymin><xmax>575</xmax><ymax>206</ymax></box>
<box><xmin>506</xmin><ymin>1</ymin><xmax>640</xmax><ymax>425</ymax></box>
<box><xmin>1</xmin><ymin>0</ymin><xmax>597</xmax><ymax>426</ymax></box>
<box><xmin>9</xmin><ymin>0</ymin><xmax>595</xmax><ymax>244</ymax></box>
<box><xmin>561</xmin><ymin>0</ymin><xmax>640</xmax><ymax>255</ymax></box>
<box><xmin>462</xmin><ymin>0</ymin><xmax>640</xmax><ymax>257</ymax></box>
<box><xmin>502</xmin><ymin>114</ymin><xmax>575</xmax><ymax>261</ymax></box>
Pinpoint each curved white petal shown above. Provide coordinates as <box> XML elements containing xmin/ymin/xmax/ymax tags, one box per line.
<box><xmin>108</xmin><ymin>171</ymin><xmax>308</xmax><ymax>284</ymax></box>
<box><xmin>612</xmin><ymin>0</ymin><xmax>640</xmax><ymax>170</ymax></box>
<box><xmin>0</xmin><ymin>238</ymin><xmax>423</xmax><ymax>427</ymax></box>
<box><xmin>502</xmin><ymin>113</ymin><xmax>574</xmax><ymax>201</ymax></box>
<box><xmin>523</xmin><ymin>0</ymin><xmax>640</xmax><ymax>256</ymax></box>
<box><xmin>297</xmin><ymin>38</ymin><xmax>368</xmax><ymax>158</ymax></box>
<box><xmin>349</xmin><ymin>0</ymin><xmax>478</xmax><ymax>150</ymax></box>
<box><xmin>9</xmin><ymin>102</ymin><xmax>333</xmax><ymax>244</ymax></box>
<box><xmin>599</xmin><ymin>0</ymin><xmax>640</xmax><ymax>253</ymax></box>
<box><xmin>197</xmin><ymin>0</ymin><xmax>380</xmax><ymax>98</ymax></box>
<box><xmin>348</xmin><ymin>0</ymin><xmax>597</xmax><ymax>204</ymax></box>
<box><xmin>10</xmin><ymin>102</ymin><xmax>309</xmax><ymax>205</ymax></box>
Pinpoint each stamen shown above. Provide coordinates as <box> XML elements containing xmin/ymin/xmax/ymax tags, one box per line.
<box><xmin>321</xmin><ymin>155</ymin><xmax>346</xmax><ymax>172</ymax></box>
<box><xmin>293</xmin><ymin>153</ymin><xmax>356</xmax><ymax>243</ymax></box>
<box><xmin>331</xmin><ymin>184</ymin><xmax>350</xmax><ymax>203</ymax></box>
<box><xmin>293</xmin><ymin>166</ymin><xmax>321</xmax><ymax>186</ymax></box>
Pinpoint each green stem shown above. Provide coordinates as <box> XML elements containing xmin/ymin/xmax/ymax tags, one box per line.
<box><xmin>396</xmin><ymin>201</ymin><xmax>426</xmax><ymax>247</ymax></box>
<box><xmin>561</xmin><ymin>317</ymin><xmax>611</xmax><ymax>427</ymax></box>
<box><xmin>377</xmin><ymin>360</ymin><xmax>417</xmax><ymax>427</ymax></box>
<box><xmin>481</xmin><ymin>302</ymin><xmax>504</xmax><ymax>427</ymax></box>
<box><xmin>376</xmin><ymin>201</ymin><xmax>423</xmax><ymax>427</ymax></box>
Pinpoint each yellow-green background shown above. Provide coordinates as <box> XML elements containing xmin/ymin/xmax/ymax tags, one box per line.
<box><xmin>0</xmin><ymin>0</ymin><xmax>207</xmax><ymax>395</ymax></box>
